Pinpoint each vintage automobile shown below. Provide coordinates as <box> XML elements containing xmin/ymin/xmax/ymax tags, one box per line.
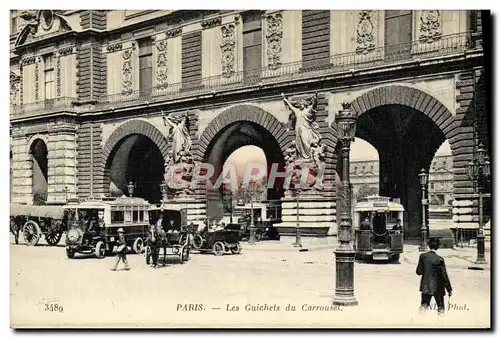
<box><xmin>353</xmin><ymin>195</ymin><xmax>405</xmax><ymax>262</ymax></box>
<box><xmin>64</xmin><ymin>196</ymin><xmax>150</xmax><ymax>259</ymax></box>
<box><xmin>192</xmin><ymin>223</ymin><xmax>242</xmax><ymax>256</ymax></box>
<box><xmin>147</xmin><ymin>205</ymin><xmax>191</xmax><ymax>264</ymax></box>
<box><xmin>234</xmin><ymin>202</ymin><xmax>281</xmax><ymax>241</ymax></box>
<box><xmin>10</xmin><ymin>203</ymin><xmax>66</xmax><ymax>246</ymax></box>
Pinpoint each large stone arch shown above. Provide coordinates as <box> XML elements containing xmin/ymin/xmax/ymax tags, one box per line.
<box><xmin>338</xmin><ymin>84</ymin><xmax>461</xmax><ymax>236</ymax></box>
<box><xmin>98</xmin><ymin>119</ymin><xmax>169</xmax><ymax>197</ymax></box>
<box><xmin>196</xmin><ymin>104</ymin><xmax>291</xmax><ymax>159</ymax></box>
<box><xmin>349</xmin><ymin>85</ymin><xmax>457</xmax><ymax>150</ymax></box>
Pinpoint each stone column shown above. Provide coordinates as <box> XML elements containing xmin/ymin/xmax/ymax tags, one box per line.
<box><xmin>11</xmin><ymin>133</ymin><xmax>32</xmax><ymax>204</ymax></box>
<box><xmin>277</xmin><ymin>190</ymin><xmax>336</xmax><ymax>236</ymax></box>
<box><xmin>46</xmin><ymin>123</ymin><xmax>77</xmax><ymax>204</ymax></box>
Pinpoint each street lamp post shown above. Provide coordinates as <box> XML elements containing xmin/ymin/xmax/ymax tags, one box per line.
<box><xmin>418</xmin><ymin>169</ymin><xmax>429</xmax><ymax>252</ymax></box>
<box><xmin>332</xmin><ymin>102</ymin><xmax>358</xmax><ymax>307</ymax></box>
<box><xmin>293</xmin><ymin>189</ymin><xmax>302</xmax><ymax>247</ymax></box>
<box><xmin>127</xmin><ymin>181</ymin><xmax>135</xmax><ymax>197</ymax></box>
<box><xmin>248</xmin><ymin>189</ymin><xmax>256</xmax><ymax>244</ymax></box>
<box><xmin>467</xmin><ymin>143</ymin><xmax>490</xmax><ymax>264</ymax></box>
<box><xmin>230</xmin><ymin>190</ymin><xmax>234</xmax><ymax>224</ymax></box>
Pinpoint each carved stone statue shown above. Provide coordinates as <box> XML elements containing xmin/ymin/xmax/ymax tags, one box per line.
<box><xmin>162</xmin><ymin>112</ymin><xmax>196</xmax><ymax>197</ymax></box>
<box><xmin>162</xmin><ymin>112</ymin><xmax>192</xmax><ymax>164</ymax></box>
<box><xmin>281</xmin><ymin>92</ymin><xmax>321</xmax><ymax>160</ymax></box>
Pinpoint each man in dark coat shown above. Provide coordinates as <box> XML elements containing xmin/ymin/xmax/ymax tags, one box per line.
<box><xmin>416</xmin><ymin>237</ymin><xmax>452</xmax><ymax>314</ymax></box>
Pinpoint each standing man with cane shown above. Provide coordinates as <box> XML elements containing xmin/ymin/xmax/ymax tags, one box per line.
<box><xmin>416</xmin><ymin>237</ymin><xmax>452</xmax><ymax>315</ymax></box>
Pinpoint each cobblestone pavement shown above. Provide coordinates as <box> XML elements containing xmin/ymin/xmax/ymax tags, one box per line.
<box><xmin>10</xmin><ymin>236</ymin><xmax>490</xmax><ymax>328</ymax></box>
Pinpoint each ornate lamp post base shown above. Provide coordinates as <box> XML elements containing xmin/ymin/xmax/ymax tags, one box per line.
<box><xmin>332</xmin><ymin>250</ymin><xmax>358</xmax><ymax>306</ymax></box>
<box><xmin>474</xmin><ymin>232</ymin><xmax>487</xmax><ymax>264</ymax></box>
<box><xmin>248</xmin><ymin>228</ymin><xmax>256</xmax><ymax>245</ymax></box>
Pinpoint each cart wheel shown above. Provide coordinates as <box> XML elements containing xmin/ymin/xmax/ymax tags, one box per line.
<box><xmin>391</xmin><ymin>254</ymin><xmax>400</xmax><ymax>263</ymax></box>
<box><xmin>45</xmin><ymin>230</ymin><xmax>63</xmax><ymax>246</ymax></box>
<box><xmin>133</xmin><ymin>237</ymin><xmax>144</xmax><ymax>254</ymax></box>
<box><xmin>66</xmin><ymin>248</ymin><xmax>75</xmax><ymax>259</ymax></box>
<box><xmin>192</xmin><ymin>234</ymin><xmax>203</xmax><ymax>250</ymax></box>
<box><xmin>95</xmin><ymin>241</ymin><xmax>105</xmax><ymax>259</ymax></box>
<box><xmin>255</xmin><ymin>232</ymin><xmax>262</xmax><ymax>241</ymax></box>
<box><xmin>230</xmin><ymin>242</ymin><xmax>242</xmax><ymax>255</ymax></box>
<box><xmin>213</xmin><ymin>241</ymin><xmax>224</xmax><ymax>256</ymax></box>
<box><xmin>22</xmin><ymin>220</ymin><xmax>41</xmax><ymax>246</ymax></box>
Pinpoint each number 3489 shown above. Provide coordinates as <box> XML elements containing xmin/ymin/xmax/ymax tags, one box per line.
<box><xmin>44</xmin><ymin>303</ymin><xmax>64</xmax><ymax>313</ymax></box>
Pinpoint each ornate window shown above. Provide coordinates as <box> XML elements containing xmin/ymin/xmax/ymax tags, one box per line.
<box><xmin>384</xmin><ymin>10</ymin><xmax>412</xmax><ymax>57</ymax></box>
<box><xmin>44</xmin><ymin>54</ymin><xmax>55</xmax><ymax>100</ymax></box>
<box><xmin>139</xmin><ymin>39</ymin><xmax>153</xmax><ymax>91</ymax></box>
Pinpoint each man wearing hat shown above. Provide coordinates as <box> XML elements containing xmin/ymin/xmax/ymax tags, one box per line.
<box><xmin>416</xmin><ymin>237</ymin><xmax>452</xmax><ymax>315</ymax></box>
<box><xmin>111</xmin><ymin>228</ymin><xmax>130</xmax><ymax>271</ymax></box>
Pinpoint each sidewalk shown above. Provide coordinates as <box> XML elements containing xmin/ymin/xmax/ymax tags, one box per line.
<box><xmin>403</xmin><ymin>244</ymin><xmax>491</xmax><ymax>271</ymax></box>
<box><xmin>242</xmin><ymin>237</ymin><xmax>491</xmax><ymax>270</ymax></box>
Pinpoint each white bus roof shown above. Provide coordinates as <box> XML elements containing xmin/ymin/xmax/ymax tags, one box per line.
<box><xmin>149</xmin><ymin>203</ymin><xmax>187</xmax><ymax>212</ymax></box>
<box><xmin>63</xmin><ymin>196</ymin><xmax>150</xmax><ymax>209</ymax></box>
<box><xmin>355</xmin><ymin>196</ymin><xmax>405</xmax><ymax>212</ymax></box>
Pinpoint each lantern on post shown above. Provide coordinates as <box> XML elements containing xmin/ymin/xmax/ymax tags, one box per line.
<box><xmin>467</xmin><ymin>143</ymin><xmax>490</xmax><ymax>265</ymax></box>
<box><xmin>418</xmin><ymin>169</ymin><xmax>429</xmax><ymax>252</ymax></box>
<box><xmin>332</xmin><ymin>102</ymin><xmax>358</xmax><ymax>307</ymax></box>
<box><xmin>127</xmin><ymin>181</ymin><xmax>135</xmax><ymax>197</ymax></box>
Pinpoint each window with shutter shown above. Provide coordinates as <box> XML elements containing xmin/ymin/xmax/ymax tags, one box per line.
<box><xmin>242</xmin><ymin>11</ymin><xmax>262</xmax><ymax>84</ymax></box>
<box><xmin>44</xmin><ymin>54</ymin><xmax>55</xmax><ymax>100</ymax></box>
<box><xmin>384</xmin><ymin>10</ymin><xmax>412</xmax><ymax>58</ymax></box>
<box><xmin>139</xmin><ymin>39</ymin><xmax>153</xmax><ymax>92</ymax></box>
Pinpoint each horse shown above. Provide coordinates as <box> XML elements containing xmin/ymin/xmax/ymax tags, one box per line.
<box><xmin>145</xmin><ymin>225</ymin><xmax>168</xmax><ymax>267</ymax></box>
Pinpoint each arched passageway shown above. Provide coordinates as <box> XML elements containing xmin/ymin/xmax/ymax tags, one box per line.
<box><xmin>345</xmin><ymin>85</ymin><xmax>457</xmax><ymax>237</ymax></box>
<box><xmin>30</xmin><ymin>139</ymin><xmax>48</xmax><ymax>204</ymax></box>
<box><xmin>198</xmin><ymin>105</ymin><xmax>290</xmax><ymax>223</ymax></box>
<box><xmin>105</xmin><ymin>134</ymin><xmax>165</xmax><ymax>203</ymax></box>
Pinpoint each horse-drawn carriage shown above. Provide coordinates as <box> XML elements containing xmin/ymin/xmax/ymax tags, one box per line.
<box><xmin>10</xmin><ymin>203</ymin><xmax>66</xmax><ymax>246</ymax></box>
<box><xmin>192</xmin><ymin>223</ymin><xmax>242</xmax><ymax>256</ymax></box>
<box><xmin>147</xmin><ymin>205</ymin><xmax>191</xmax><ymax>265</ymax></box>
<box><xmin>353</xmin><ymin>196</ymin><xmax>405</xmax><ymax>262</ymax></box>
<box><xmin>64</xmin><ymin>196</ymin><xmax>150</xmax><ymax>259</ymax></box>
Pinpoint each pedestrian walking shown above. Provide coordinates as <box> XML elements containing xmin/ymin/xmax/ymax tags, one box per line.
<box><xmin>416</xmin><ymin>237</ymin><xmax>452</xmax><ymax>315</ymax></box>
<box><xmin>111</xmin><ymin>228</ymin><xmax>130</xmax><ymax>271</ymax></box>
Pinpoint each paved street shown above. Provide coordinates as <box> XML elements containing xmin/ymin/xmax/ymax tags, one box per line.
<box><xmin>10</xmin><ymin>235</ymin><xmax>490</xmax><ymax>328</ymax></box>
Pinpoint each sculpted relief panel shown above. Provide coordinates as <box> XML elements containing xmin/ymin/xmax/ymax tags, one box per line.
<box><xmin>121</xmin><ymin>48</ymin><xmax>134</xmax><ymax>95</ymax></box>
<box><xmin>356</xmin><ymin>10</ymin><xmax>376</xmax><ymax>54</ymax></box>
<box><xmin>419</xmin><ymin>10</ymin><xmax>442</xmax><ymax>43</ymax></box>
<box><xmin>220</xmin><ymin>24</ymin><xmax>236</xmax><ymax>78</ymax></box>
<box><xmin>265</xmin><ymin>12</ymin><xmax>283</xmax><ymax>69</ymax></box>
<box><xmin>155</xmin><ymin>39</ymin><xmax>168</xmax><ymax>88</ymax></box>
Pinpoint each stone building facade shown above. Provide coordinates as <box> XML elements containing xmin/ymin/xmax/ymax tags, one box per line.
<box><xmin>10</xmin><ymin>10</ymin><xmax>489</xmax><ymax>237</ymax></box>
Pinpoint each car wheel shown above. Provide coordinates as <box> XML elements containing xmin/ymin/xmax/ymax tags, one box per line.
<box><xmin>212</xmin><ymin>241</ymin><xmax>224</xmax><ymax>256</ymax></box>
<box><xmin>133</xmin><ymin>237</ymin><xmax>144</xmax><ymax>254</ymax></box>
<box><xmin>95</xmin><ymin>241</ymin><xmax>105</xmax><ymax>259</ymax></box>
